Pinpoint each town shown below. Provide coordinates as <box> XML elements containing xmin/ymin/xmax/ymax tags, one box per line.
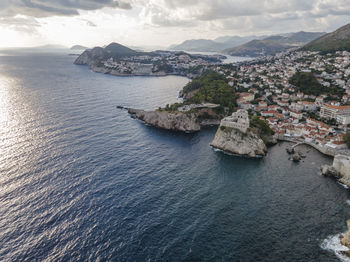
<box><xmin>99</xmin><ymin>50</ymin><xmax>224</xmax><ymax>76</ymax></box>
<box><xmin>211</xmin><ymin>50</ymin><xmax>350</xmax><ymax>156</ymax></box>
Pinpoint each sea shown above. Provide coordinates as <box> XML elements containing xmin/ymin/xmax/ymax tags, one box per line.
<box><xmin>1</xmin><ymin>53</ymin><xmax>350</xmax><ymax>261</ymax></box>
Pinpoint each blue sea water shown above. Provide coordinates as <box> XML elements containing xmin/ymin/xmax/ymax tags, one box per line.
<box><xmin>0</xmin><ymin>53</ymin><xmax>350</xmax><ymax>261</ymax></box>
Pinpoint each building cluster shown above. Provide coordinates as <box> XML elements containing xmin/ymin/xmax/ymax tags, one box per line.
<box><xmin>215</xmin><ymin>50</ymin><xmax>350</xmax><ymax>150</ymax></box>
<box><xmin>101</xmin><ymin>52</ymin><xmax>222</xmax><ymax>75</ymax></box>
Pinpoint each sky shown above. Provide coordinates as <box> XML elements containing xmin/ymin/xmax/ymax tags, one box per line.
<box><xmin>0</xmin><ymin>0</ymin><xmax>350</xmax><ymax>49</ymax></box>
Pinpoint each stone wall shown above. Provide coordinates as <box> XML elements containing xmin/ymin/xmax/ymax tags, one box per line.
<box><xmin>221</xmin><ymin>120</ymin><xmax>248</xmax><ymax>133</ymax></box>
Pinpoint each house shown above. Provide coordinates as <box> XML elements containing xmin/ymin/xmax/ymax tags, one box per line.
<box><xmin>238</xmin><ymin>92</ymin><xmax>255</xmax><ymax>102</ymax></box>
<box><xmin>277</xmin><ymin>100</ymin><xmax>289</xmax><ymax>107</ymax></box>
<box><xmin>290</xmin><ymin>110</ymin><xmax>303</xmax><ymax>119</ymax></box>
<box><xmin>259</xmin><ymin>101</ymin><xmax>268</xmax><ymax>108</ymax></box>
<box><xmin>298</xmin><ymin>101</ymin><xmax>317</xmax><ymax>112</ymax></box>
<box><xmin>320</xmin><ymin>104</ymin><xmax>350</xmax><ymax>123</ymax></box>
<box><xmin>261</xmin><ymin>110</ymin><xmax>278</xmax><ymax>117</ymax></box>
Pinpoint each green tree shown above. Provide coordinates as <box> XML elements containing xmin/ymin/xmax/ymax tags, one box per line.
<box><xmin>182</xmin><ymin>71</ymin><xmax>238</xmax><ymax>111</ymax></box>
<box><xmin>344</xmin><ymin>132</ymin><xmax>350</xmax><ymax>148</ymax></box>
<box><xmin>289</xmin><ymin>71</ymin><xmax>325</xmax><ymax>96</ymax></box>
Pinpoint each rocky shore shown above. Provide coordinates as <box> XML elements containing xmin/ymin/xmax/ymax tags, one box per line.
<box><xmin>126</xmin><ymin>108</ymin><xmax>273</xmax><ymax>157</ymax></box>
<box><xmin>341</xmin><ymin>220</ymin><xmax>350</xmax><ymax>255</ymax></box>
<box><xmin>210</xmin><ymin>110</ymin><xmax>268</xmax><ymax>158</ymax></box>
<box><xmin>128</xmin><ymin>108</ymin><xmax>201</xmax><ymax>133</ymax></box>
<box><xmin>210</xmin><ymin>125</ymin><xmax>267</xmax><ymax>157</ymax></box>
<box><xmin>321</xmin><ymin>155</ymin><xmax>350</xmax><ymax>187</ymax></box>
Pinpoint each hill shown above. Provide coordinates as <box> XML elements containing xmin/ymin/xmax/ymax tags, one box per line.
<box><xmin>302</xmin><ymin>23</ymin><xmax>350</xmax><ymax>53</ymax></box>
<box><xmin>169</xmin><ymin>39</ymin><xmax>224</xmax><ymax>52</ymax></box>
<box><xmin>104</xmin><ymin>42</ymin><xmax>138</xmax><ymax>57</ymax></box>
<box><xmin>169</xmin><ymin>35</ymin><xmax>259</xmax><ymax>52</ymax></box>
<box><xmin>74</xmin><ymin>42</ymin><xmax>141</xmax><ymax>66</ymax></box>
<box><xmin>71</xmin><ymin>45</ymin><xmax>88</xmax><ymax>50</ymax></box>
<box><xmin>224</xmin><ymin>31</ymin><xmax>325</xmax><ymax>57</ymax></box>
<box><xmin>224</xmin><ymin>39</ymin><xmax>290</xmax><ymax>57</ymax></box>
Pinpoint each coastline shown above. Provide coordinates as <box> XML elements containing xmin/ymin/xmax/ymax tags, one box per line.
<box><xmin>276</xmin><ymin>135</ymin><xmax>350</xmax><ymax>158</ymax></box>
<box><xmin>90</xmin><ymin>66</ymin><xmax>194</xmax><ymax>78</ymax></box>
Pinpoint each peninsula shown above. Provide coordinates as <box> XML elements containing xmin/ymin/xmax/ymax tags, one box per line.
<box><xmin>126</xmin><ymin>71</ymin><xmax>276</xmax><ymax>157</ymax></box>
<box><xmin>74</xmin><ymin>42</ymin><xmax>225</xmax><ymax>78</ymax></box>
<box><xmin>126</xmin><ymin>23</ymin><xmax>350</xmax><ymax>161</ymax></box>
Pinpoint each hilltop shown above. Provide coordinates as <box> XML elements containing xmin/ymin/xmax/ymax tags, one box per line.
<box><xmin>71</xmin><ymin>45</ymin><xmax>88</xmax><ymax>50</ymax></box>
<box><xmin>104</xmin><ymin>42</ymin><xmax>139</xmax><ymax>57</ymax></box>
<box><xmin>303</xmin><ymin>23</ymin><xmax>350</xmax><ymax>53</ymax></box>
<box><xmin>224</xmin><ymin>31</ymin><xmax>324</xmax><ymax>57</ymax></box>
<box><xmin>169</xmin><ymin>35</ymin><xmax>260</xmax><ymax>52</ymax></box>
<box><xmin>74</xmin><ymin>42</ymin><xmax>141</xmax><ymax>66</ymax></box>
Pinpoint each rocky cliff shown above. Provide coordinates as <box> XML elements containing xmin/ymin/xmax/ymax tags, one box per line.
<box><xmin>128</xmin><ymin>109</ymin><xmax>201</xmax><ymax>133</ymax></box>
<box><xmin>210</xmin><ymin>125</ymin><xmax>267</xmax><ymax>157</ymax></box>
<box><xmin>321</xmin><ymin>155</ymin><xmax>350</xmax><ymax>186</ymax></box>
<box><xmin>74</xmin><ymin>47</ymin><xmax>105</xmax><ymax>67</ymax></box>
<box><xmin>341</xmin><ymin>220</ymin><xmax>350</xmax><ymax>250</ymax></box>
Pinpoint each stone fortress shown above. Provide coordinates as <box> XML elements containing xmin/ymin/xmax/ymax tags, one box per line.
<box><xmin>220</xmin><ymin>109</ymin><xmax>250</xmax><ymax>133</ymax></box>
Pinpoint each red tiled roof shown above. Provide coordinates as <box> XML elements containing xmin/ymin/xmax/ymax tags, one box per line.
<box><xmin>325</xmin><ymin>104</ymin><xmax>350</xmax><ymax>110</ymax></box>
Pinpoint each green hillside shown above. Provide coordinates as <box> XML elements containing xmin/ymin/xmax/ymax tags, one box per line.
<box><xmin>104</xmin><ymin>42</ymin><xmax>139</xmax><ymax>57</ymax></box>
<box><xmin>224</xmin><ymin>31</ymin><xmax>324</xmax><ymax>57</ymax></box>
<box><xmin>302</xmin><ymin>23</ymin><xmax>350</xmax><ymax>53</ymax></box>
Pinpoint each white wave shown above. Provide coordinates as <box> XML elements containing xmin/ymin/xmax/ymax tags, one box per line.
<box><xmin>346</xmin><ymin>200</ymin><xmax>350</xmax><ymax>206</ymax></box>
<box><xmin>321</xmin><ymin>233</ymin><xmax>350</xmax><ymax>262</ymax></box>
<box><xmin>338</xmin><ymin>182</ymin><xmax>350</xmax><ymax>189</ymax></box>
<box><xmin>210</xmin><ymin>146</ymin><xmax>263</xmax><ymax>158</ymax></box>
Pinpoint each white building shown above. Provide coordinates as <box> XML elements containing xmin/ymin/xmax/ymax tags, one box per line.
<box><xmin>320</xmin><ymin>104</ymin><xmax>350</xmax><ymax>124</ymax></box>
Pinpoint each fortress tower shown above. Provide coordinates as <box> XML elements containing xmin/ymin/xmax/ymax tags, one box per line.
<box><xmin>220</xmin><ymin>109</ymin><xmax>250</xmax><ymax>133</ymax></box>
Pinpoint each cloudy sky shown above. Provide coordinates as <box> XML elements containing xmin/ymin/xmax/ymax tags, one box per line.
<box><xmin>0</xmin><ymin>0</ymin><xmax>350</xmax><ymax>48</ymax></box>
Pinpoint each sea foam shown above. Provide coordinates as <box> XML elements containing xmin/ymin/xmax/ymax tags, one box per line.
<box><xmin>321</xmin><ymin>233</ymin><xmax>350</xmax><ymax>262</ymax></box>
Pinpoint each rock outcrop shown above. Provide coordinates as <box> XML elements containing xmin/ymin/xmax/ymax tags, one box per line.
<box><xmin>74</xmin><ymin>47</ymin><xmax>104</xmax><ymax>66</ymax></box>
<box><xmin>210</xmin><ymin>110</ymin><xmax>267</xmax><ymax>157</ymax></box>
<box><xmin>341</xmin><ymin>220</ymin><xmax>350</xmax><ymax>254</ymax></box>
<box><xmin>292</xmin><ymin>152</ymin><xmax>302</xmax><ymax>162</ymax></box>
<box><xmin>128</xmin><ymin>109</ymin><xmax>200</xmax><ymax>133</ymax></box>
<box><xmin>321</xmin><ymin>155</ymin><xmax>350</xmax><ymax>186</ymax></box>
<box><xmin>210</xmin><ymin>125</ymin><xmax>267</xmax><ymax>157</ymax></box>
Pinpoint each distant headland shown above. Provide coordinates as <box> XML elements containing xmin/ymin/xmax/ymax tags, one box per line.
<box><xmin>74</xmin><ymin>42</ymin><xmax>226</xmax><ymax>78</ymax></box>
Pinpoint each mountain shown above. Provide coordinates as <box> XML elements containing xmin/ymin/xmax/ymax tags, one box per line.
<box><xmin>169</xmin><ymin>35</ymin><xmax>261</xmax><ymax>52</ymax></box>
<box><xmin>286</xmin><ymin>31</ymin><xmax>325</xmax><ymax>44</ymax></box>
<box><xmin>223</xmin><ymin>39</ymin><xmax>290</xmax><ymax>57</ymax></box>
<box><xmin>169</xmin><ymin>39</ymin><xmax>225</xmax><ymax>52</ymax></box>
<box><xmin>224</xmin><ymin>31</ymin><xmax>325</xmax><ymax>57</ymax></box>
<box><xmin>104</xmin><ymin>42</ymin><xmax>138</xmax><ymax>57</ymax></box>
<box><xmin>74</xmin><ymin>42</ymin><xmax>140</xmax><ymax>66</ymax></box>
<box><xmin>302</xmin><ymin>23</ymin><xmax>350</xmax><ymax>53</ymax></box>
<box><xmin>214</xmin><ymin>35</ymin><xmax>263</xmax><ymax>43</ymax></box>
<box><xmin>71</xmin><ymin>45</ymin><xmax>88</xmax><ymax>50</ymax></box>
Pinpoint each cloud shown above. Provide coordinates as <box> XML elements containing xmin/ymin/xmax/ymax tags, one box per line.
<box><xmin>138</xmin><ymin>0</ymin><xmax>350</xmax><ymax>31</ymax></box>
<box><xmin>0</xmin><ymin>15</ymin><xmax>40</xmax><ymax>33</ymax></box>
<box><xmin>0</xmin><ymin>0</ymin><xmax>132</xmax><ymax>18</ymax></box>
<box><xmin>1</xmin><ymin>0</ymin><xmax>350</xmax><ymax>48</ymax></box>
